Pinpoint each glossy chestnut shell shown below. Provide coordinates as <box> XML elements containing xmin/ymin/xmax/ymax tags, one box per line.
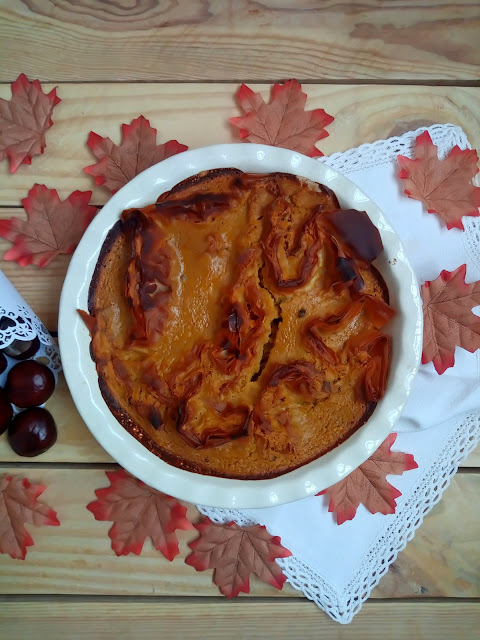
<box><xmin>0</xmin><ymin>386</ymin><xmax>13</xmax><ymax>435</ymax></box>
<box><xmin>8</xmin><ymin>407</ymin><xmax>57</xmax><ymax>457</ymax></box>
<box><xmin>6</xmin><ymin>361</ymin><xmax>55</xmax><ymax>408</ymax></box>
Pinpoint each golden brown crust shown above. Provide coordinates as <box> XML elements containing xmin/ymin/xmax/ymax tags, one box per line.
<box><xmin>88</xmin><ymin>220</ymin><xmax>124</xmax><ymax>316</ymax></box>
<box><xmin>84</xmin><ymin>169</ymin><xmax>394</xmax><ymax>479</ymax></box>
<box><xmin>96</xmin><ymin>371</ymin><xmax>377</xmax><ymax>479</ymax></box>
<box><xmin>156</xmin><ymin>167</ymin><xmax>244</xmax><ymax>201</ymax></box>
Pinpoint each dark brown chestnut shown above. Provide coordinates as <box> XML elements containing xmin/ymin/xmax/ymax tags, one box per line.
<box><xmin>0</xmin><ymin>351</ymin><xmax>7</xmax><ymax>374</ymax></box>
<box><xmin>6</xmin><ymin>361</ymin><xmax>55</xmax><ymax>408</ymax></box>
<box><xmin>0</xmin><ymin>386</ymin><xmax>13</xmax><ymax>435</ymax></box>
<box><xmin>8</xmin><ymin>407</ymin><xmax>57</xmax><ymax>457</ymax></box>
<box><xmin>2</xmin><ymin>336</ymin><xmax>41</xmax><ymax>360</ymax></box>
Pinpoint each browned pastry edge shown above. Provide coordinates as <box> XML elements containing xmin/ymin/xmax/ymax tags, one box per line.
<box><xmin>156</xmin><ymin>167</ymin><xmax>244</xmax><ymax>201</ymax></box>
<box><xmin>371</xmin><ymin>264</ymin><xmax>389</xmax><ymax>305</ymax></box>
<box><xmin>97</xmin><ymin>371</ymin><xmax>377</xmax><ymax>479</ymax></box>
<box><xmin>88</xmin><ymin>219</ymin><xmax>124</xmax><ymax>316</ymax></box>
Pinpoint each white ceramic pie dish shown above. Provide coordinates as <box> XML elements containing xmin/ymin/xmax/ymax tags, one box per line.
<box><xmin>59</xmin><ymin>143</ymin><xmax>422</xmax><ymax>509</ymax></box>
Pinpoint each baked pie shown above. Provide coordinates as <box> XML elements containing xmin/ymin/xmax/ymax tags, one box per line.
<box><xmin>80</xmin><ymin>169</ymin><xmax>394</xmax><ymax>479</ymax></box>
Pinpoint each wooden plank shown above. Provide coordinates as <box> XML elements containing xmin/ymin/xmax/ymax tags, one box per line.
<box><xmin>0</xmin><ymin>469</ymin><xmax>478</xmax><ymax>598</ymax></box>
<box><xmin>375</xmin><ymin>473</ymin><xmax>480</xmax><ymax>598</ymax></box>
<box><xmin>0</xmin><ymin>373</ymin><xmax>478</xmax><ymax>466</ymax></box>
<box><xmin>0</xmin><ymin>467</ymin><xmax>294</xmax><ymax>598</ymax></box>
<box><xmin>0</xmin><ymin>600</ymin><xmax>478</xmax><ymax>640</ymax></box>
<box><xmin>0</xmin><ymin>2</ymin><xmax>479</xmax><ymax>82</ymax></box>
<box><xmin>1</xmin><ymin>83</ymin><xmax>480</xmax><ymax>208</ymax></box>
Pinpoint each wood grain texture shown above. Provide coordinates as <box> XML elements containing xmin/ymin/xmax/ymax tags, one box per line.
<box><xmin>0</xmin><ymin>374</ymin><xmax>478</xmax><ymax>466</ymax></box>
<box><xmin>0</xmin><ymin>469</ymin><xmax>478</xmax><ymax>599</ymax></box>
<box><xmin>0</xmin><ymin>1</ymin><xmax>479</xmax><ymax>82</ymax></box>
<box><xmin>1</xmin><ymin>83</ymin><xmax>480</xmax><ymax>207</ymax></box>
<box><xmin>0</xmin><ymin>600</ymin><xmax>479</xmax><ymax>640</ymax></box>
<box><xmin>0</xmin><ymin>467</ymin><xmax>292</xmax><ymax>598</ymax></box>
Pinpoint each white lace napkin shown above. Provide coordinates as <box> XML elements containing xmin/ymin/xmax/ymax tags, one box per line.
<box><xmin>199</xmin><ymin>124</ymin><xmax>480</xmax><ymax>623</ymax></box>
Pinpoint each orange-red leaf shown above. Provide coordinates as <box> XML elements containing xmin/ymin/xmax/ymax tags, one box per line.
<box><xmin>185</xmin><ymin>518</ymin><xmax>291</xmax><ymax>598</ymax></box>
<box><xmin>397</xmin><ymin>131</ymin><xmax>480</xmax><ymax>230</ymax></box>
<box><xmin>422</xmin><ymin>264</ymin><xmax>480</xmax><ymax>374</ymax></box>
<box><xmin>0</xmin><ymin>74</ymin><xmax>61</xmax><ymax>173</ymax></box>
<box><xmin>87</xmin><ymin>469</ymin><xmax>193</xmax><ymax>560</ymax></box>
<box><xmin>230</xmin><ymin>80</ymin><xmax>334</xmax><ymax>157</ymax></box>
<box><xmin>0</xmin><ymin>184</ymin><xmax>96</xmax><ymax>267</ymax></box>
<box><xmin>318</xmin><ymin>434</ymin><xmax>417</xmax><ymax>524</ymax></box>
<box><xmin>84</xmin><ymin>115</ymin><xmax>188</xmax><ymax>194</ymax></box>
<box><xmin>0</xmin><ymin>475</ymin><xmax>60</xmax><ymax>559</ymax></box>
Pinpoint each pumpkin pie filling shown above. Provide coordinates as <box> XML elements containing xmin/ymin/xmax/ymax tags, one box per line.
<box><xmin>80</xmin><ymin>169</ymin><xmax>395</xmax><ymax>479</ymax></box>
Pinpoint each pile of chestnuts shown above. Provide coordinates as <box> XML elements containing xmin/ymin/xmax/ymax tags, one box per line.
<box><xmin>0</xmin><ymin>332</ymin><xmax>57</xmax><ymax>457</ymax></box>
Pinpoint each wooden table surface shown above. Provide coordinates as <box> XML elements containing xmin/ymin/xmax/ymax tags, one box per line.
<box><xmin>0</xmin><ymin>2</ymin><xmax>479</xmax><ymax>638</ymax></box>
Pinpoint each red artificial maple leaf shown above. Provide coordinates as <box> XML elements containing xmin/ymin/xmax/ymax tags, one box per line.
<box><xmin>0</xmin><ymin>74</ymin><xmax>61</xmax><ymax>173</ymax></box>
<box><xmin>84</xmin><ymin>115</ymin><xmax>188</xmax><ymax>194</ymax></box>
<box><xmin>0</xmin><ymin>184</ymin><xmax>96</xmax><ymax>267</ymax></box>
<box><xmin>318</xmin><ymin>434</ymin><xmax>417</xmax><ymax>525</ymax></box>
<box><xmin>185</xmin><ymin>518</ymin><xmax>291</xmax><ymax>598</ymax></box>
<box><xmin>397</xmin><ymin>131</ymin><xmax>480</xmax><ymax>230</ymax></box>
<box><xmin>422</xmin><ymin>264</ymin><xmax>480</xmax><ymax>374</ymax></box>
<box><xmin>0</xmin><ymin>475</ymin><xmax>60</xmax><ymax>559</ymax></box>
<box><xmin>87</xmin><ymin>469</ymin><xmax>193</xmax><ymax>560</ymax></box>
<box><xmin>230</xmin><ymin>79</ymin><xmax>334</xmax><ymax>157</ymax></box>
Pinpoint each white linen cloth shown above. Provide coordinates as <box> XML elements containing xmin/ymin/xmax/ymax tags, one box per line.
<box><xmin>199</xmin><ymin>124</ymin><xmax>480</xmax><ymax>623</ymax></box>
